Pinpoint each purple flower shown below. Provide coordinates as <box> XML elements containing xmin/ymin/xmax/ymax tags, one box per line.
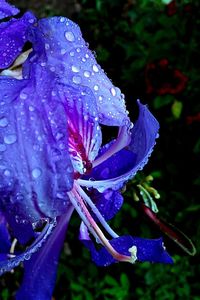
<box><xmin>0</xmin><ymin>2</ymin><xmax>173</xmax><ymax>299</ymax></box>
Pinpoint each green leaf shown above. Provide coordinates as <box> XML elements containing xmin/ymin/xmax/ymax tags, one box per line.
<box><xmin>153</xmin><ymin>95</ymin><xmax>174</xmax><ymax>109</ymax></box>
<box><xmin>171</xmin><ymin>100</ymin><xmax>183</xmax><ymax>119</ymax></box>
<box><xmin>104</xmin><ymin>275</ymin><xmax>118</xmax><ymax>286</ymax></box>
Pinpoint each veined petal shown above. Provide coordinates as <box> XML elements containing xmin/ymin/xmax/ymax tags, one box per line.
<box><xmin>0</xmin><ymin>73</ymin><xmax>73</xmax><ymax>222</ymax></box>
<box><xmin>0</xmin><ymin>12</ymin><xmax>36</xmax><ymax>69</ymax></box>
<box><xmin>82</xmin><ymin>235</ymin><xmax>173</xmax><ymax>267</ymax></box>
<box><xmin>27</xmin><ymin>17</ymin><xmax>128</xmax><ymax>126</ymax></box>
<box><xmin>78</xmin><ymin>101</ymin><xmax>159</xmax><ymax>192</ymax></box>
<box><xmin>16</xmin><ymin>207</ymin><xmax>73</xmax><ymax>300</ymax></box>
<box><xmin>58</xmin><ymin>85</ymin><xmax>102</xmax><ymax>174</ymax></box>
<box><xmin>0</xmin><ymin>0</ymin><xmax>19</xmax><ymax>20</ymax></box>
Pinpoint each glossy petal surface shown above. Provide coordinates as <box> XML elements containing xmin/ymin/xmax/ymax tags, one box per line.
<box><xmin>0</xmin><ymin>12</ymin><xmax>35</xmax><ymax>69</ymax></box>
<box><xmin>82</xmin><ymin>235</ymin><xmax>173</xmax><ymax>266</ymax></box>
<box><xmin>27</xmin><ymin>17</ymin><xmax>128</xmax><ymax>126</ymax></box>
<box><xmin>0</xmin><ymin>74</ymin><xmax>73</xmax><ymax>222</ymax></box>
<box><xmin>0</xmin><ymin>0</ymin><xmax>19</xmax><ymax>20</ymax></box>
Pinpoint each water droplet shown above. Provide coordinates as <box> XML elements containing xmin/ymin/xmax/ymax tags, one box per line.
<box><xmin>70</xmin><ymin>51</ymin><xmax>74</xmax><ymax>57</ymax></box>
<box><xmin>20</xmin><ymin>92</ymin><xmax>27</xmax><ymax>100</ymax></box>
<box><xmin>94</xmin><ymin>85</ymin><xmax>99</xmax><ymax>91</ymax></box>
<box><xmin>65</xmin><ymin>31</ymin><xmax>75</xmax><ymax>42</ymax></box>
<box><xmin>29</xmin><ymin>105</ymin><xmax>35</xmax><ymax>111</ymax></box>
<box><xmin>67</xmin><ymin>166</ymin><xmax>73</xmax><ymax>172</ymax></box>
<box><xmin>32</xmin><ymin>168</ymin><xmax>42</xmax><ymax>179</ymax></box>
<box><xmin>84</xmin><ymin>115</ymin><xmax>89</xmax><ymax>121</ymax></box>
<box><xmin>4</xmin><ymin>134</ymin><xmax>17</xmax><ymax>145</ymax></box>
<box><xmin>50</xmin><ymin>66</ymin><xmax>56</xmax><ymax>72</ymax></box>
<box><xmin>0</xmin><ymin>144</ymin><xmax>6</xmax><ymax>152</ymax></box>
<box><xmin>55</xmin><ymin>132</ymin><xmax>64</xmax><ymax>140</ymax></box>
<box><xmin>84</xmin><ymin>71</ymin><xmax>90</xmax><ymax>78</ymax></box>
<box><xmin>60</xmin><ymin>48</ymin><xmax>66</xmax><ymax>55</ymax></box>
<box><xmin>92</xmin><ymin>64</ymin><xmax>99</xmax><ymax>72</ymax></box>
<box><xmin>45</xmin><ymin>43</ymin><xmax>50</xmax><ymax>50</ymax></box>
<box><xmin>40</xmin><ymin>62</ymin><xmax>46</xmax><ymax>67</ymax></box>
<box><xmin>82</xmin><ymin>58</ymin><xmax>86</xmax><ymax>62</ymax></box>
<box><xmin>85</xmin><ymin>54</ymin><xmax>89</xmax><ymax>59</ymax></box>
<box><xmin>110</xmin><ymin>87</ymin><xmax>116</xmax><ymax>96</ymax></box>
<box><xmin>76</xmin><ymin>48</ymin><xmax>81</xmax><ymax>53</ymax></box>
<box><xmin>4</xmin><ymin>169</ymin><xmax>11</xmax><ymax>176</ymax></box>
<box><xmin>72</xmin><ymin>76</ymin><xmax>82</xmax><ymax>84</ymax></box>
<box><xmin>71</xmin><ymin>65</ymin><xmax>80</xmax><ymax>73</ymax></box>
<box><xmin>60</xmin><ymin>17</ymin><xmax>65</xmax><ymax>22</ymax></box>
<box><xmin>0</xmin><ymin>117</ymin><xmax>8</xmax><ymax>127</ymax></box>
<box><xmin>28</xmin><ymin>18</ymin><xmax>35</xmax><ymax>24</ymax></box>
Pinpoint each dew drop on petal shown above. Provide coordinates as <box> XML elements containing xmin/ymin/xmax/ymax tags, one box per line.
<box><xmin>71</xmin><ymin>65</ymin><xmax>80</xmax><ymax>73</ymax></box>
<box><xmin>0</xmin><ymin>117</ymin><xmax>8</xmax><ymax>127</ymax></box>
<box><xmin>0</xmin><ymin>144</ymin><xmax>6</xmax><ymax>152</ymax></box>
<box><xmin>84</xmin><ymin>71</ymin><xmax>91</xmax><ymax>78</ymax></box>
<box><xmin>72</xmin><ymin>76</ymin><xmax>82</xmax><ymax>84</ymax></box>
<box><xmin>32</xmin><ymin>168</ymin><xmax>42</xmax><ymax>179</ymax></box>
<box><xmin>70</xmin><ymin>51</ymin><xmax>74</xmax><ymax>57</ymax></box>
<box><xmin>4</xmin><ymin>169</ymin><xmax>11</xmax><ymax>177</ymax></box>
<box><xmin>4</xmin><ymin>134</ymin><xmax>17</xmax><ymax>145</ymax></box>
<box><xmin>60</xmin><ymin>48</ymin><xmax>66</xmax><ymax>55</ymax></box>
<box><xmin>92</xmin><ymin>64</ymin><xmax>99</xmax><ymax>72</ymax></box>
<box><xmin>20</xmin><ymin>92</ymin><xmax>28</xmax><ymax>100</ymax></box>
<box><xmin>29</xmin><ymin>105</ymin><xmax>35</xmax><ymax>111</ymax></box>
<box><xmin>40</xmin><ymin>62</ymin><xmax>46</xmax><ymax>67</ymax></box>
<box><xmin>94</xmin><ymin>85</ymin><xmax>99</xmax><ymax>91</ymax></box>
<box><xmin>110</xmin><ymin>87</ymin><xmax>116</xmax><ymax>96</ymax></box>
<box><xmin>65</xmin><ymin>31</ymin><xmax>75</xmax><ymax>42</ymax></box>
<box><xmin>45</xmin><ymin>43</ymin><xmax>50</xmax><ymax>50</ymax></box>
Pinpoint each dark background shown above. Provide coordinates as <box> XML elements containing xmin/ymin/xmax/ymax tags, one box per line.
<box><xmin>1</xmin><ymin>0</ymin><xmax>200</xmax><ymax>299</ymax></box>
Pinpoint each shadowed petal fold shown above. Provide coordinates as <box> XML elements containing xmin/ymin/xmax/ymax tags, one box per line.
<box><xmin>78</xmin><ymin>100</ymin><xmax>159</xmax><ymax>192</ymax></box>
<box><xmin>0</xmin><ymin>12</ymin><xmax>36</xmax><ymax>69</ymax></box>
<box><xmin>0</xmin><ymin>219</ymin><xmax>57</xmax><ymax>275</ymax></box>
<box><xmin>16</xmin><ymin>207</ymin><xmax>73</xmax><ymax>300</ymax></box>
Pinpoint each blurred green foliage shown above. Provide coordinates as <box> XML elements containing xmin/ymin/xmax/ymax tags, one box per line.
<box><xmin>1</xmin><ymin>0</ymin><xmax>200</xmax><ymax>299</ymax></box>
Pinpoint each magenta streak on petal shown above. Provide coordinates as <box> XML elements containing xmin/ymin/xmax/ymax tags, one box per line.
<box><xmin>76</xmin><ymin>185</ymin><xmax>119</xmax><ymax>239</ymax></box>
<box><xmin>68</xmin><ymin>183</ymin><xmax>132</xmax><ymax>263</ymax></box>
<box><xmin>92</xmin><ymin>121</ymin><xmax>132</xmax><ymax>168</ymax></box>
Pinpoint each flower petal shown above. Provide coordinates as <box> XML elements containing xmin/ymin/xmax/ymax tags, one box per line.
<box><xmin>89</xmin><ymin>189</ymin><xmax>123</xmax><ymax>221</ymax></box>
<box><xmin>0</xmin><ymin>219</ymin><xmax>57</xmax><ymax>275</ymax></box>
<box><xmin>78</xmin><ymin>100</ymin><xmax>159</xmax><ymax>191</ymax></box>
<box><xmin>0</xmin><ymin>74</ymin><xmax>73</xmax><ymax>222</ymax></box>
<box><xmin>0</xmin><ymin>12</ymin><xmax>36</xmax><ymax>69</ymax></box>
<box><xmin>0</xmin><ymin>0</ymin><xmax>19</xmax><ymax>20</ymax></box>
<box><xmin>59</xmin><ymin>85</ymin><xmax>102</xmax><ymax>174</ymax></box>
<box><xmin>16</xmin><ymin>208</ymin><xmax>73</xmax><ymax>300</ymax></box>
<box><xmin>28</xmin><ymin>17</ymin><xmax>128</xmax><ymax>126</ymax></box>
<box><xmin>82</xmin><ymin>235</ymin><xmax>173</xmax><ymax>266</ymax></box>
